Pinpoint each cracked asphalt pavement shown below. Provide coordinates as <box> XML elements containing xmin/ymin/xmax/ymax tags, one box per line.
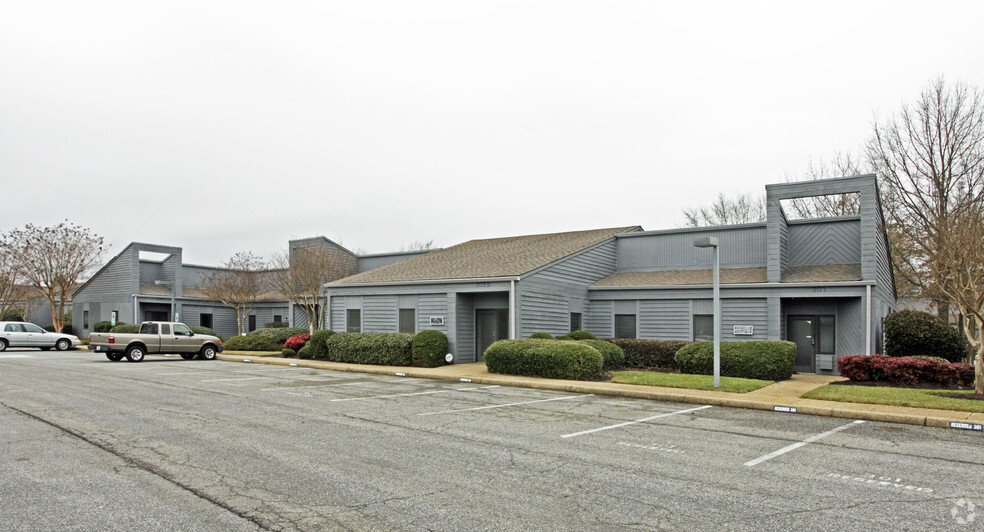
<box><xmin>1</xmin><ymin>349</ymin><xmax>982</xmax><ymax>531</ymax></box>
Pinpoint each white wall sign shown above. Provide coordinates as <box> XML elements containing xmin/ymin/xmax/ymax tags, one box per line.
<box><xmin>430</xmin><ymin>316</ymin><xmax>445</xmax><ymax>326</ymax></box>
<box><xmin>733</xmin><ymin>325</ymin><xmax>754</xmax><ymax>335</ymax></box>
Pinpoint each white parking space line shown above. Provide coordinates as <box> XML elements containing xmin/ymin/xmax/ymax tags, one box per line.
<box><xmin>420</xmin><ymin>393</ymin><xmax>591</xmax><ymax>416</ymax></box>
<box><xmin>0</xmin><ymin>354</ymin><xmax>33</xmax><ymax>358</ymax></box>
<box><xmin>201</xmin><ymin>376</ymin><xmax>276</xmax><ymax>383</ymax></box>
<box><xmin>743</xmin><ymin>420</ymin><xmax>866</xmax><ymax>467</ymax></box>
<box><xmin>261</xmin><ymin>382</ymin><xmax>368</xmax><ymax>392</ymax></box>
<box><xmin>329</xmin><ymin>385</ymin><xmax>500</xmax><ymax>403</ymax></box>
<box><xmin>560</xmin><ymin>405</ymin><xmax>713</xmax><ymax>438</ymax></box>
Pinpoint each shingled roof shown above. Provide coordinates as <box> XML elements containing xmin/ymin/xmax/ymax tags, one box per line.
<box><xmin>330</xmin><ymin>226</ymin><xmax>641</xmax><ymax>285</ymax></box>
<box><xmin>592</xmin><ymin>263</ymin><xmax>863</xmax><ymax>288</ymax></box>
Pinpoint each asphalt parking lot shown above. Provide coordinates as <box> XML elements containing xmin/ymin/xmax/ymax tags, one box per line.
<box><xmin>2</xmin><ymin>349</ymin><xmax>983</xmax><ymax>531</ymax></box>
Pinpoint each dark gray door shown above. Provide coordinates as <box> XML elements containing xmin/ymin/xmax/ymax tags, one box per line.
<box><xmin>476</xmin><ymin>309</ymin><xmax>509</xmax><ymax>362</ymax></box>
<box><xmin>789</xmin><ymin>316</ymin><xmax>816</xmax><ymax>373</ymax></box>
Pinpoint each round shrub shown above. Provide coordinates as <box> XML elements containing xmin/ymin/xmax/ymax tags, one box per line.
<box><xmin>578</xmin><ymin>339</ymin><xmax>625</xmax><ymax>371</ymax></box>
<box><xmin>322</xmin><ymin>333</ymin><xmax>414</xmax><ymax>366</ymax></box>
<box><xmin>675</xmin><ymin>341</ymin><xmax>797</xmax><ymax>381</ymax></box>
<box><xmin>309</xmin><ymin>329</ymin><xmax>337</xmax><ymax>357</ymax></box>
<box><xmin>190</xmin><ymin>325</ymin><xmax>219</xmax><ymax>338</ymax></box>
<box><xmin>884</xmin><ymin>309</ymin><xmax>968</xmax><ymax>362</ymax></box>
<box><xmin>529</xmin><ymin>332</ymin><xmax>554</xmax><ymax>339</ymax></box>
<box><xmin>109</xmin><ymin>324</ymin><xmax>140</xmax><ymax>334</ymax></box>
<box><xmin>567</xmin><ymin>330</ymin><xmax>598</xmax><ymax>340</ymax></box>
<box><xmin>285</xmin><ymin>333</ymin><xmax>311</xmax><ymax>351</ymax></box>
<box><xmin>225</xmin><ymin>334</ymin><xmax>283</xmax><ymax>352</ymax></box>
<box><xmin>281</xmin><ymin>348</ymin><xmax>296</xmax><ymax>358</ymax></box>
<box><xmin>247</xmin><ymin>327</ymin><xmax>308</xmax><ymax>344</ymax></box>
<box><xmin>412</xmin><ymin>330</ymin><xmax>449</xmax><ymax>367</ymax></box>
<box><xmin>94</xmin><ymin>321</ymin><xmax>121</xmax><ymax>333</ymax></box>
<box><xmin>297</xmin><ymin>345</ymin><xmax>314</xmax><ymax>359</ymax></box>
<box><xmin>602</xmin><ymin>338</ymin><xmax>691</xmax><ymax>369</ymax></box>
<box><xmin>484</xmin><ymin>339</ymin><xmax>604</xmax><ymax>380</ymax></box>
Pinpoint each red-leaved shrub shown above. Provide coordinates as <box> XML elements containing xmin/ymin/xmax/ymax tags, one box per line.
<box><xmin>284</xmin><ymin>333</ymin><xmax>311</xmax><ymax>351</ymax></box>
<box><xmin>837</xmin><ymin>355</ymin><xmax>973</xmax><ymax>387</ymax></box>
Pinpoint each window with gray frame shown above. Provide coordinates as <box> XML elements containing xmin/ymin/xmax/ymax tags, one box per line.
<box><xmin>200</xmin><ymin>313</ymin><xmax>213</xmax><ymax>329</ymax></box>
<box><xmin>83</xmin><ymin>310</ymin><xmax>89</xmax><ymax>329</ymax></box>
<box><xmin>399</xmin><ymin>308</ymin><xmax>416</xmax><ymax>333</ymax></box>
<box><xmin>819</xmin><ymin>315</ymin><xmax>835</xmax><ymax>353</ymax></box>
<box><xmin>570</xmin><ymin>312</ymin><xmax>582</xmax><ymax>332</ymax></box>
<box><xmin>346</xmin><ymin>309</ymin><xmax>361</xmax><ymax>333</ymax></box>
<box><xmin>614</xmin><ymin>314</ymin><xmax>636</xmax><ymax>339</ymax></box>
<box><xmin>693</xmin><ymin>314</ymin><xmax>713</xmax><ymax>341</ymax></box>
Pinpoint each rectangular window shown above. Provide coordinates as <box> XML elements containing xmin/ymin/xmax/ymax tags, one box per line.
<box><xmin>83</xmin><ymin>310</ymin><xmax>90</xmax><ymax>329</ymax></box>
<box><xmin>693</xmin><ymin>315</ymin><xmax>714</xmax><ymax>341</ymax></box>
<box><xmin>248</xmin><ymin>315</ymin><xmax>257</xmax><ymax>332</ymax></box>
<box><xmin>570</xmin><ymin>312</ymin><xmax>582</xmax><ymax>332</ymax></box>
<box><xmin>614</xmin><ymin>314</ymin><xmax>636</xmax><ymax>339</ymax></box>
<box><xmin>273</xmin><ymin>314</ymin><xmax>282</xmax><ymax>324</ymax></box>
<box><xmin>200</xmin><ymin>313</ymin><xmax>213</xmax><ymax>329</ymax></box>
<box><xmin>399</xmin><ymin>308</ymin><xmax>416</xmax><ymax>333</ymax></box>
<box><xmin>346</xmin><ymin>309</ymin><xmax>361</xmax><ymax>333</ymax></box>
<box><xmin>819</xmin><ymin>315</ymin><xmax>835</xmax><ymax>353</ymax></box>
<box><xmin>161</xmin><ymin>324</ymin><xmax>171</xmax><ymax>335</ymax></box>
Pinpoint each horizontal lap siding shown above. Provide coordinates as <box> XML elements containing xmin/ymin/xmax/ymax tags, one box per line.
<box><xmin>364</xmin><ymin>295</ymin><xmax>397</xmax><ymax>333</ymax></box>
<box><xmin>721</xmin><ymin>298</ymin><xmax>768</xmax><ymax>340</ymax></box>
<box><xmin>520</xmin><ymin>292</ymin><xmax>568</xmax><ymax>337</ymax></box>
<box><xmin>77</xmin><ymin>248</ymin><xmax>136</xmax><ymax>300</ymax></box>
<box><xmin>639</xmin><ymin>300</ymin><xmax>690</xmax><ymax>340</ymax></box>
<box><xmin>587</xmin><ymin>300</ymin><xmax>613</xmax><ymax>338</ymax></box>
<box><xmin>788</xmin><ymin>220</ymin><xmax>861</xmax><ymax>265</ymax></box>
<box><xmin>417</xmin><ymin>294</ymin><xmax>449</xmax><ymax>335</ymax></box>
<box><xmin>456</xmin><ymin>295</ymin><xmax>475</xmax><ymax>363</ymax></box>
<box><xmin>617</xmin><ymin>227</ymin><xmax>767</xmax><ymax>270</ymax></box>
<box><xmin>330</xmin><ymin>298</ymin><xmax>345</xmax><ymax>332</ymax></box>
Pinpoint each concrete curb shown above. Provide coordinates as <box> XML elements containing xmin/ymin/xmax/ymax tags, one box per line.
<box><xmin>215</xmin><ymin>354</ymin><xmax>984</xmax><ymax>430</ymax></box>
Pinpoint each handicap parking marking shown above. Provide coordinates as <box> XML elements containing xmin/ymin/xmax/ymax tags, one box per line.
<box><xmin>743</xmin><ymin>420</ymin><xmax>866</xmax><ymax>467</ymax></box>
<box><xmin>560</xmin><ymin>405</ymin><xmax>713</xmax><ymax>438</ymax></box>
<box><xmin>420</xmin><ymin>392</ymin><xmax>591</xmax><ymax>416</ymax></box>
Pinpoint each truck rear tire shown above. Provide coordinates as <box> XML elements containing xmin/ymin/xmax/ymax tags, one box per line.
<box><xmin>125</xmin><ymin>345</ymin><xmax>146</xmax><ymax>362</ymax></box>
<box><xmin>106</xmin><ymin>353</ymin><xmax>124</xmax><ymax>361</ymax></box>
<box><xmin>180</xmin><ymin>353</ymin><xmax>196</xmax><ymax>360</ymax></box>
<box><xmin>199</xmin><ymin>345</ymin><xmax>217</xmax><ymax>360</ymax></box>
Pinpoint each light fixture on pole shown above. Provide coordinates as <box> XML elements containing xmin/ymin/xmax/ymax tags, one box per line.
<box><xmin>693</xmin><ymin>236</ymin><xmax>721</xmax><ymax>388</ymax></box>
<box><xmin>154</xmin><ymin>280</ymin><xmax>176</xmax><ymax>322</ymax></box>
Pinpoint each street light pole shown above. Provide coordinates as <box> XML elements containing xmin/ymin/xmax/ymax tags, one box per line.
<box><xmin>694</xmin><ymin>236</ymin><xmax>721</xmax><ymax>388</ymax></box>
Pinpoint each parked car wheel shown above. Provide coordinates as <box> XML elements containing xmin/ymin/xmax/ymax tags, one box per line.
<box><xmin>125</xmin><ymin>345</ymin><xmax>146</xmax><ymax>362</ymax></box>
<box><xmin>199</xmin><ymin>345</ymin><xmax>217</xmax><ymax>360</ymax></box>
<box><xmin>40</xmin><ymin>346</ymin><xmax>51</xmax><ymax>351</ymax></box>
<box><xmin>0</xmin><ymin>339</ymin><xmax>6</xmax><ymax>352</ymax></box>
<box><xmin>106</xmin><ymin>353</ymin><xmax>124</xmax><ymax>361</ymax></box>
<box><xmin>180</xmin><ymin>353</ymin><xmax>196</xmax><ymax>360</ymax></box>
<box><xmin>56</xmin><ymin>339</ymin><xmax>71</xmax><ymax>351</ymax></box>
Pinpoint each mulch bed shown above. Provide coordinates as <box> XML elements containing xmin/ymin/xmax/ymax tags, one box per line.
<box><xmin>829</xmin><ymin>379</ymin><xmax>984</xmax><ymax>401</ymax></box>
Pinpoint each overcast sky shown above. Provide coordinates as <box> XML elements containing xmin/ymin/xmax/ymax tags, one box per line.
<box><xmin>2</xmin><ymin>1</ymin><xmax>983</xmax><ymax>267</ymax></box>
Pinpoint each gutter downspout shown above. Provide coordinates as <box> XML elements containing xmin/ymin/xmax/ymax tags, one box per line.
<box><xmin>132</xmin><ymin>294</ymin><xmax>138</xmax><ymax>324</ymax></box>
<box><xmin>865</xmin><ymin>285</ymin><xmax>872</xmax><ymax>355</ymax></box>
<box><xmin>509</xmin><ymin>279</ymin><xmax>517</xmax><ymax>339</ymax></box>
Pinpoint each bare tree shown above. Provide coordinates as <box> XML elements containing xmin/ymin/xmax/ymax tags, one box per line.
<box><xmin>395</xmin><ymin>239</ymin><xmax>436</xmax><ymax>252</ymax></box>
<box><xmin>200</xmin><ymin>252</ymin><xmax>267</xmax><ymax>335</ymax></box>
<box><xmin>0</xmin><ymin>244</ymin><xmax>19</xmax><ymax>319</ymax></box>
<box><xmin>682</xmin><ymin>192</ymin><xmax>765</xmax><ymax>227</ymax></box>
<box><xmin>867</xmin><ymin>78</ymin><xmax>984</xmax><ymax>320</ymax></box>
<box><xmin>0</xmin><ymin>222</ymin><xmax>105</xmax><ymax>332</ymax></box>
<box><xmin>269</xmin><ymin>244</ymin><xmax>358</xmax><ymax>333</ymax></box>
<box><xmin>935</xmin><ymin>207</ymin><xmax>984</xmax><ymax>394</ymax></box>
<box><xmin>782</xmin><ymin>151</ymin><xmax>868</xmax><ymax>218</ymax></box>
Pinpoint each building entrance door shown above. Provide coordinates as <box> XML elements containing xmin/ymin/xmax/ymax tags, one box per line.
<box><xmin>788</xmin><ymin>315</ymin><xmax>836</xmax><ymax>373</ymax></box>
<box><xmin>476</xmin><ymin>309</ymin><xmax>509</xmax><ymax>362</ymax></box>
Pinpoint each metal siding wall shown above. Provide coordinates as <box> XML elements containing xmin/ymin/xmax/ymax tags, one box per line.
<box><xmin>293</xmin><ymin>307</ymin><xmax>310</xmax><ymax>329</ymax></box>
<box><xmin>330</xmin><ymin>298</ymin><xmax>345</xmax><ymax>331</ymax></box>
<box><xmin>721</xmin><ymin>298</ymin><xmax>768</xmax><ymax>340</ymax></box>
<box><xmin>638</xmin><ymin>299</ymin><xmax>691</xmax><ymax>340</ymax></box>
<box><xmin>617</xmin><ymin>227</ymin><xmax>767</xmax><ymax>271</ymax></box>
<box><xmin>520</xmin><ymin>291</ymin><xmax>568</xmax><ymax>337</ymax></box>
<box><xmin>364</xmin><ymin>295</ymin><xmax>398</xmax><ymax>333</ymax></box>
<box><xmin>836</xmin><ymin>297</ymin><xmax>865</xmax><ymax>359</ymax></box>
<box><xmin>788</xmin><ymin>220</ymin><xmax>861</xmax><ymax>265</ymax></box>
<box><xmin>139</xmin><ymin>262</ymin><xmax>163</xmax><ymax>284</ymax></box>
<box><xmin>586</xmin><ymin>300</ymin><xmax>612</xmax><ymax>337</ymax></box>
<box><xmin>456</xmin><ymin>295</ymin><xmax>475</xmax><ymax>363</ymax></box>
<box><xmin>417</xmin><ymin>294</ymin><xmax>449</xmax><ymax>335</ymax></box>
<box><xmin>181</xmin><ymin>266</ymin><xmax>214</xmax><ymax>288</ymax></box>
<box><xmin>76</xmin><ymin>248</ymin><xmax>137</xmax><ymax>301</ymax></box>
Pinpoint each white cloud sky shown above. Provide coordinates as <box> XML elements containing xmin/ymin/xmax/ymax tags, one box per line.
<box><xmin>2</xmin><ymin>0</ymin><xmax>982</xmax><ymax>266</ymax></box>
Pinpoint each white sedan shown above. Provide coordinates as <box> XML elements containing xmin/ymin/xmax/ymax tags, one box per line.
<box><xmin>0</xmin><ymin>321</ymin><xmax>81</xmax><ymax>351</ymax></box>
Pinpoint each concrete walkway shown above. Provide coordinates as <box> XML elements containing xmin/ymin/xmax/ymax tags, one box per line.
<box><xmin>217</xmin><ymin>353</ymin><xmax>984</xmax><ymax>430</ymax></box>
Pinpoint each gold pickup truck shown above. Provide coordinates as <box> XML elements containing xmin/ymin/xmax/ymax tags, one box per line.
<box><xmin>88</xmin><ymin>321</ymin><xmax>223</xmax><ymax>362</ymax></box>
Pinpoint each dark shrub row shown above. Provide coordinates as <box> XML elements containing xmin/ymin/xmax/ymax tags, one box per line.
<box><xmin>94</xmin><ymin>321</ymin><xmax>122</xmax><ymax>333</ymax></box>
<box><xmin>675</xmin><ymin>341</ymin><xmax>797</xmax><ymax>381</ymax></box>
<box><xmin>884</xmin><ymin>310</ymin><xmax>968</xmax><ymax>362</ymax></box>
<box><xmin>320</xmin><ymin>333</ymin><xmax>414</xmax><ymax>366</ymax></box>
<box><xmin>602</xmin><ymin>338</ymin><xmax>691</xmax><ymax>369</ymax></box>
<box><xmin>412</xmin><ymin>330</ymin><xmax>449</xmax><ymax>367</ymax></box>
<box><xmin>190</xmin><ymin>325</ymin><xmax>220</xmax><ymax>338</ymax></box>
<box><xmin>248</xmin><ymin>327</ymin><xmax>309</xmax><ymax>343</ymax></box>
<box><xmin>109</xmin><ymin>324</ymin><xmax>140</xmax><ymax>333</ymax></box>
<box><xmin>309</xmin><ymin>329</ymin><xmax>337</xmax><ymax>354</ymax></box>
<box><xmin>838</xmin><ymin>355</ymin><xmax>974</xmax><ymax>387</ymax></box>
<box><xmin>485</xmin><ymin>339</ymin><xmax>603</xmax><ymax>380</ymax></box>
<box><xmin>578</xmin><ymin>339</ymin><xmax>625</xmax><ymax>371</ymax></box>
<box><xmin>225</xmin><ymin>334</ymin><xmax>283</xmax><ymax>352</ymax></box>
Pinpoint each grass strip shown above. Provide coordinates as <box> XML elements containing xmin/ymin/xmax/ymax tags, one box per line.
<box><xmin>611</xmin><ymin>371</ymin><xmax>773</xmax><ymax>393</ymax></box>
<box><xmin>803</xmin><ymin>385</ymin><xmax>984</xmax><ymax>413</ymax></box>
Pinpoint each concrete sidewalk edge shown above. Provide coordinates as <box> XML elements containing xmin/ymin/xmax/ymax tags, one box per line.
<box><xmin>216</xmin><ymin>354</ymin><xmax>984</xmax><ymax>430</ymax></box>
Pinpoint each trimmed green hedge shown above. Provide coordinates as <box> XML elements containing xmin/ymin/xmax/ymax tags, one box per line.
<box><xmin>675</xmin><ymin>341</ymin><xmax>797</xmax><ymax>381</ymax></box>
<box><xmin>247</xmin><ymin>327</ymin><xmax>308</xmax><ymax>344</ymax></box>
<box><xmin>578</xmin><ymin>339</ymin><xmax>625</xmax><ymax>371</ymax></box>
<box><xmin>225</xmin><ymin>334</ymin><xmax>284</xmax><ymax>352</ymax></box>
<box><xmin>884</xmin><ymin>309</ymin><xmax>968</xmax><ymax>363</ymax></box>
<box><xmin>322</xmin><ymin>333</ymin><xmax>414</xmax><ymax>366</ymax></box>
<box><xmin>309</xmin><ymin>329</ymin><xmax>337</xmax><ymax>357</ymax></box>
<box><xmin>190</xmin><ymin>325</ymin><xmax>219</xmax><ymax>338</ymax></box>
<box><xmin>484</xmin><ymin>339</ymin><xmax>603</xmax><ymax>380</ymax></box>
<box><xmin>529</xmin><ymin>332</ymin><xmax>554</xmax><ymax>339</ymax></box>
<box><xmin>297</xmin><ymin>345</ymin><xmax>315</xmax><ymax>359</ymax></box>
<box><xmin>602</xmin><ymin>338</ymin><xmax>691</xmax><ymax>369</ymax></box>
<box><xmin>281</xmin><ymin>348</ymin><xmax>296</xmax><ymax>358</ymax></box>
<box><xmin>109</xmin><ymin>324</ymin><xmax>140</xmax><ymax>334</ymax></box>
<box><xmin>94</xmin><ymin>321</ymin><xmax>122</xmax><ymax>333</ymax></box>
<box><xmin>567</xmin><ymin>330</ymin><xmax>598</xmax><ymax>340</ymax></box>
<box><xmin>412</xmin><ymin>330</ymin><xmax>449</xmax><ymax>367</ymax></box>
